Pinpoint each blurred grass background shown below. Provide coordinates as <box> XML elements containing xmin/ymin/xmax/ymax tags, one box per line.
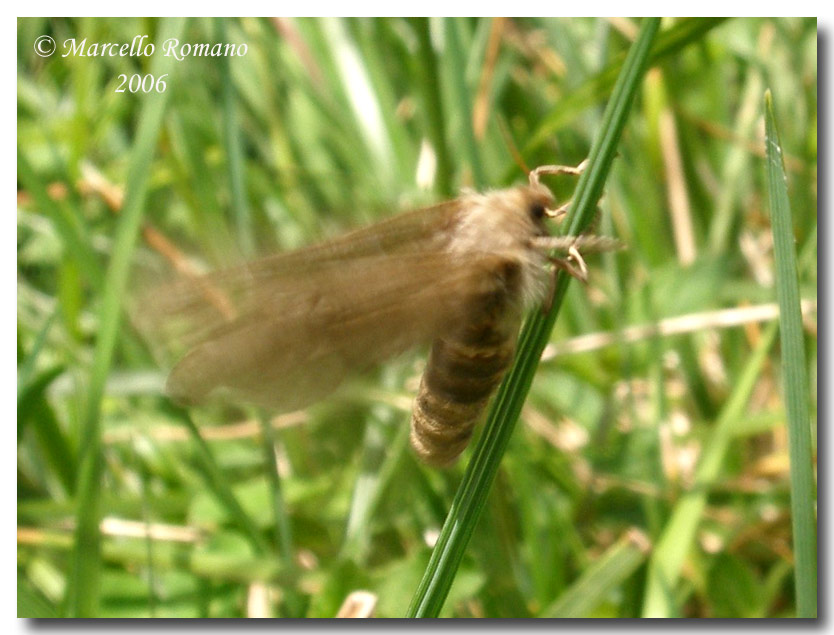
<box><xmin>17</xmin><ymin>17</ymin><xmax>817</xmax><ymax>618</ymax></box>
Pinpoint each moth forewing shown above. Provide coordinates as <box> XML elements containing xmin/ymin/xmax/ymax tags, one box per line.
<box><xmin>165</xmin><ymin>250</ymin><xmax>490</xmax><ymax>412</ymax></box>
<box><xmin>145</xmin><ymin>197</ymin><xmax>485</xmax><ymax>411</ymax></box>
<box><xmin>145</xmin><ymin>169</ymin><xmax>606</xmax><ymax>466</ymax></box>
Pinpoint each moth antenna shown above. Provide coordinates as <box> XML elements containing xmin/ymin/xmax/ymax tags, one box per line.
<box><xmin>528</xmin><ymin>158</ymin><xmax>589</xmax><ymax>187</ymax></box>
<box><xmin>545</xmin><ymin>199</ymin><xmax>571</xmax><ymax>221</ymax></box>
<box><xmin>497</xmin><ymin>115</ymin><xmax>529</xmax><ymax>175</ymax></box>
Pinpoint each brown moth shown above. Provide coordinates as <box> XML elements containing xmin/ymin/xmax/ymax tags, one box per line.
<box><xmin>141</xmin><ymin>164</ymin><xmax>615</xmax><ymax>466</ymax></box>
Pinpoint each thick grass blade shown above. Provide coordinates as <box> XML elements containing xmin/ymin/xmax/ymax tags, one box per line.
<box><xmin>764</xmin><ymin>90</ymin><xmax>817</xmax><ymax>618</ymax></box>
<box><xmin>406</xmin><ymin>17</ymin><xmax>660</xmax><ymax>618</ymax></box>
<box><xmin>65</xmin><ymin>18</ymin><xmax>186</xmax><ymax>617</ymax></box>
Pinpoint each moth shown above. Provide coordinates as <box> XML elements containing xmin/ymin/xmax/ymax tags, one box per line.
<box><xmin>141</xmin><ymin>163</ymin><xmax>615</xmax><ymax>466</ymax></box>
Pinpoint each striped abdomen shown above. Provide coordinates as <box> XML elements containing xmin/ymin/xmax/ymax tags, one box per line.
<box><xmin>410</xmin><ymin>261</ymin><xmax>523</xmax><ymax>466</ymax></box>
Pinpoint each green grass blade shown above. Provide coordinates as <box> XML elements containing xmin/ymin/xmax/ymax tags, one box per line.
<box><xmin>642</xmin><ymin>321</ymin><xmax>779</xmax><ymax>617</ymax></box>
<box><xmin>18</xmin><ymin>581</ymin><xmax>60</xmax><ymax>618</ymax></box>
<box><xmin>341</xmin><ymin>409</ymin><xmax>410</xmax><ymax>562</ymax></box>
<box><xmin>524</xmin><ymin>17</ymin><xmax>728</xmax><ymax>156</ymax></box>
<box><xmin>217</xmin><ymin>17</ymin><xmax>254</xmax><ymax>256</ymax></box>
<box><xmin>706</xmin><ymin>48</ymin><xmax>765</xmax><ymax>254</ymax></box>
<box><xmin>764</xmin><ymin>90</ymin><xmax>817</xmax><ymax>618</ymax></box>
<box><xmin>406</xmin><ymin>17</ymin><xmax>660</xmax><ymax>618</ymax></box>
<box><xmin>445</xmin><ymin>18</ymin><xmax>486</xmax><ymax>189</ymax></box>
<box><xmin>18</xmin><ymin>365</ymin><xmax>74</xmax><ymax>494</ymax></box>
<box><xmin>17</xmin><ymin>309</ymin><xmax>58</xmax><ymax>402</ymax></box>
<box><xmin>543</xmin><ymin>530</ymin><xmax>650</xmax><ymax>618</ymax></box>
<box><xmin>174</xmin><ymin>407</ymin><xmax>269</xmax><ymax>555</ymax></box>
<box><xmin>351</xmin><ymin>20</ymin><xmax>417</xmax><ymax>185</ymax></box>
<box><xmin>17</xmin><ymin>151</ymin><xmax>103</xmax><ymax>289</ymax></box>
<box><xmin>65</xmin><ymin>17</ymin><xmax>187</xmax><ymax>617</ymax></box>
<box><xmin>258</xmin><ymin>412</ymin><xmax>294</xmax><ymax>561</ymax></box>
<box><xmin>257</xmin><ymin>411</ymin><xmax>306</xmax><ymax>616</ymax></box>
<box><xmin>411</xmin><ymin>18</ymin><xmax>453</xmax><ymax>196</ymax></box>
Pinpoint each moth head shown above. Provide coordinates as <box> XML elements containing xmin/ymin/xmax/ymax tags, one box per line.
<box><xmin>517</xmin><ymin>182</ymin><xmax>557</xmax><ymax>238</ymax></box>
<box><xmin>451</xmin><ymin>184</ymin><xmax>556</xmax><ymax>258</ymax></box>
<box><xmin>493</xmin><ymin>182</ymin><xmax>559</xmax><ymax>241</ymax></box>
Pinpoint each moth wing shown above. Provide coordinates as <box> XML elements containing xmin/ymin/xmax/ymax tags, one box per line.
<box><xmin>137</xmin><ymin>200</ymin><xmax>462</xmax><ymax>353</ymax></box>
<box><xmin>135</xmin><ymin>199</ymin><xmax>508</xmax><ymax>412</ymax></box>
<box><xmin>165</xmin><ymin>249</ymin><xmax>500</xmax><ymax>412</ymax></box>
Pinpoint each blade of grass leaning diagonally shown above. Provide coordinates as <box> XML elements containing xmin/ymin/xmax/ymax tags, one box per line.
<box><xmin>638</xmin><ymin>91</ymin><xmax>816</xmax><ymax>619</ymax></box>
<box><xmin>17</xmin><ymin>151</ymin><xmax>104</xmax><ymax>289</ymax></box>
<box><xmin>523</xmin><ymin>17</ymin><xmax>728</xmax><ymax>156</ymax></box>
<box><xmin>764</xmin><ymin>90</ymin><xmax>817</xmax><ymax>618</ymax></box>
<box><xmin>641</xmin><ymin>320</ymin><xmax>779</xmax><ymax>617</ymax></box>
<box><xmin>406</xmin><ymin>17</ymin><xmax>661</xmax><ymax>618</ymax></box>
<box><xmin>543</xmin><ymin>530</ymin><xmax>651</xmax><ymax>618</ymax></box>
<box><xmin>65</xmin><ymin>18</ymin><xmax>187</xmax><ymax>618</ymax></box>
<box><xmin>172</xmin><ymin>407</ymin><xmax>269</xmax><ymax>554</ymax></box>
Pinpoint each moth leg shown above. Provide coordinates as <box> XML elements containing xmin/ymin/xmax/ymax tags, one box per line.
<box><xmin>541</xmin><ymin>243</ymin><xmax>591</xmax><ymax>314</ymax></box>
<box><xmin>549</xmin><ymin>243</ymin><xmax>589</xmax><ymax>283</ymax></box>
<box><xmin>531</xmin><ymin>234</ymin><xmax>622</xmax><ymax>255</ymax></box>
<box><xmin>567</xmin><ymin>244</ymin><xmax>589</xmax><ymax>280</ymax></box>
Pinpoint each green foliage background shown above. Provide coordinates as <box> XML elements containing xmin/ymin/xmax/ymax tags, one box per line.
<box><xmin>17</xmin><ymin>17</ymin><xmax>817</xmax><ymax>618</ymax></box>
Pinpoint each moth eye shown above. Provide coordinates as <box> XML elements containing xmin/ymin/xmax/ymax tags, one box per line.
<box><xmin>529</xmin><ymin>203</ymin><xmax>546</xmax><ymax>220</ymax></box>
